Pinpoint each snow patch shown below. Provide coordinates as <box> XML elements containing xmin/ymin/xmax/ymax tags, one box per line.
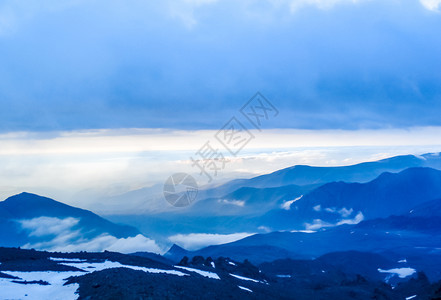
<box><xmin>218</xmin><ymin>199</ymin><xmax>245</xmax><ymax>207</ymax></box>
<box><xmin>238</xmin><ymin>285</ymin><xmax>253</xmax><ymax>292</ymax></box>
<box><xmin>61</xmin><ymin>260</ymin><xmax>188</xmax><ymax>276</ymax></box>
<box><xmin>50</xmin><ymin>257</ymin><xmax>87</xmax><ymax>262</ymax></box>
<box><xmin>378</xmin><ymin>267</ymin><xmax>416</xmax><ymax>279</ymax></box>
<box><xmin>175</xmin><ymin>266</ymin><xmax>220</xmax><ymax>279</ymax></box>
<box><xmin>0</xmin><ymin>259</ymin><xmax>190</xmax><ymax>300</ymax></box>
<box><xmin>290</xmin><ymin>230</ymin><xmax>316</xmax><ymax>233</ymax></box>
<box><xmin>230</xmin><ymin>273</ymin><xmax>261</xmax><ymax>283</ymax></box>
<box><xmin>0</xmin><ymin>271</ymin><xmax>81</xmax><ymax>300</ymax></box>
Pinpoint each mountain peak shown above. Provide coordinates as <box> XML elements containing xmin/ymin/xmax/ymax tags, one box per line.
<box><xmin>5</xmin><ymin>192</ymin><xmax>54</xmax><ymax>201</ymax></box>
<box><xmin>0</xmin><ymin>192</ymin><xmax>142</xmax><ymax>248</ymax></box>
<box><xmin>164</xmin><ymin>244</ymin><xmax>189</xmax><ymax>260</ymax></box>
<box><xmin>168</xmin><ymin>244</ymin><xmax>186</xmax><ymax>252</ymax></box>
<box><xmin>2</xmin><ymin>192</ymin><xmax>67</xmax><ymax>210</ymax></box>
<box><xmin>0</xmin><ymin>192</ymin><xmax>92</xmax><ymax>221</ymax></box>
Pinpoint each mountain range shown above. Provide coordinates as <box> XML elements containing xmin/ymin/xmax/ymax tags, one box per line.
<box><xmin>108</xmin><ymin>153</ymin><xmax>441</xmax><ymax>238</ymax></box>
<box><xmin>81</xmin><ymin>152</ymin><xmax>441</xmax><ymax>216</ymax></box>
<box><xmin>1</xmin><ymin>152</ymin><xmax>441</xmax><ymax>298</ymax></box>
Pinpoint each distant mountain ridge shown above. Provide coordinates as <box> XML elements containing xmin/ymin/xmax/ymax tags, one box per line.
<box><xmin>164</xmin><ymin>166</ymin><xmax>441</xmax><ymax>269</ymax></box>
<box><xmin>257</xmin><ymin>167</ymin><xmax>441</xmax><ymax>230</ymax></box>
<box><xmin>197</xmin><ymin>152</ymin><xmax>441</xmax><ymax>198</ymax></box>
<box><xmin>97</xmin><ymin>152</ymin><xmax>441</xmax><ymax>216</ymax></box>
<box><xmin>166</xmin><ymin>198</ymin><xmax>441</xmax><ymax>273</ymax></box>
<box><xmin>118</xmin><ymin>165</ymin><xmax>441</xmax><ymax>238</ymax></box>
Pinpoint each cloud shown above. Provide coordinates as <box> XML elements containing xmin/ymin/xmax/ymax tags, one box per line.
<box><xmin>258</xmin><ymin>226</ymin><xmax>272</xmax><ymax>232</ymax></box>
<box><xmin>275</xmin><ymin>0</ymin><xmax>441</xmax><ymax>15</ymax></box>
<box><xmin>168</xmin><ymin>0</ymin><xmax>219</xmax><ymax>28</ymax></box>
<box><xmin>18</xmin><ymin>217</ymin><xmax>162</xmax><ymax>254</ymax></box>
<box><xmin>281</xmin><ymin>195</ymin><xmax>303</xmax><ymax>210</ymax></box>
<box><xmin>338</xmin><ymin>207</ymin><xmax>353</xmax><ymax>218</ymax></box>
<box><xmin>1</xmin><ymin>0</ymin><xmax>441</xmax><ymax>133</ymax></box>
<box><xmin>288</xmin><ymin>0</ymin><xmax>365</xmax><ymax>12</ymax></box>
<box><xmin>324</xmin><ymin>207</ymin><xmax>353</xmax><ymax>217</ymax></box>
<box><xmin>305</xmin><ymin>219</ymin><xmax>329</xmax><ymax>230</ymax></box>
<box><xmin>0</xmin><ymin>0</ymin><xmax>86</xmax><ymax>36</ymax></box>
<box><xmin>3</xmin><ymin>127</ymin><xmax>441</xmax><ymax>156</ymax></box>
<box><xmin>0</xmin><ymin>6</ymin><xmax>15</xmax><ymax>36</ymax></box>
<box><xmin>2</xmin><ymin>127</ymin><xmax>441</xmax><ymax>214</ymax></box>
<box><xmin>305</xmin><ymin>211</ymin><xmax>364</xmax><ymax>230</ymax></box>
<box><xmin>420</xmin><ymin>0</ymin><xmax>441</xmax><ymax>11</ymax></box>
<box><xmin>336</xmin><ymin>211</ymin><xmax>364</xmax><ymax>225</ymax></box>
<box><xmin>168</xmin><ymin>232</ymin><xmax>255</xmax><ymax>250</ymax></box>
<box><xmin>218</xmin><ymin>199</ymin><xmax>245</xmax><ymax>207</ymax></box>
<box><xmin>20</xmin><ymin>216</ymin><xmax>80</xmax><ymax>237</ymax></box>
<box><xmin>34</xmin><ymin>234</ymin><xmax>163</xmax><ymax>254</ymax></box>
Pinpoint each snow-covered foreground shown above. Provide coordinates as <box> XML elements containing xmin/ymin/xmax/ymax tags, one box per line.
<box><xmin>0</xmin><ymin>258</ymin><xmax>190</xmax><ymax>300</ymax></box>
<box><xmin>0</xmin><ymin>271</ymin><xmax>81</xmax><ymax>300</ymax></box>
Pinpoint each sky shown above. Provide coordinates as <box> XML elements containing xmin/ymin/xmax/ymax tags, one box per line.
<box><xmin>0</xmin><ymin>0</ymin><xmax>440</xmax><ymax>131</ymax></box>
<box><xmin>0</xmin><ymin>0</ymin><xmax>441</xmax><ymax>209</ymax></box>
